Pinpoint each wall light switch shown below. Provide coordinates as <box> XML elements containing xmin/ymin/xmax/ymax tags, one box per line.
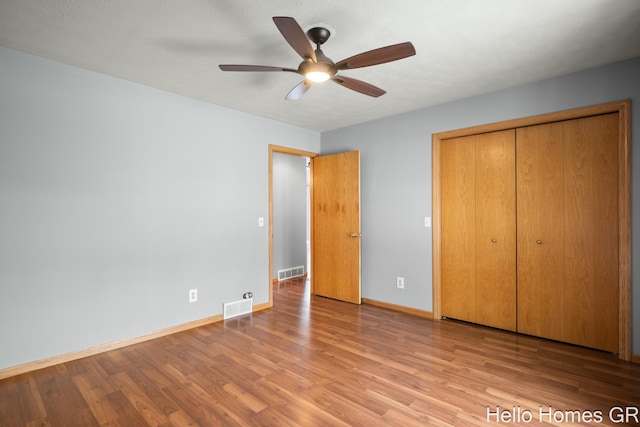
<box><xmin>258</xmin><ymin>217</ymin><xmax>264</xmax><ymax>227</ymax></box>
<box><xmin>425</xmin><ymin>216</ymin><xmax>431</xmax><ymax>228</ymax></box>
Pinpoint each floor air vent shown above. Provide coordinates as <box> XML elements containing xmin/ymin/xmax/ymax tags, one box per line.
<box><xmin>223</xmin><ymin>298</ymin><xmax>253</xmax><ymax>320</ymax></box>
<box><xmin>277</xmin><ymin>265</ymin><xmax>305</xmax><ymax>281</ymax></box>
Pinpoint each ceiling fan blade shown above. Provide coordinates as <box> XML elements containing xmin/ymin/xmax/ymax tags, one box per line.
<box><xmin>335</xmin><ymin>42</ymin><xmax>416</xmax><ymax>70</ymax></box>
<box><xmin>273</xmin><ymin>17</ymin><xmax>317</xmax><ymax>62</ymax></box>
<box><xmin>332</xmin><ymin>75</ymin><xmax>386</xmax><ymax>97</ymax></box>
<box><xmin>219</xmin><ymin>64</ymin><xmax>298</xmax><ymax>73</ymax></box>
<box><xmin>285</xmin><ymin>80</ymin><xmax>313</xmax><ymax>100</ymax></box>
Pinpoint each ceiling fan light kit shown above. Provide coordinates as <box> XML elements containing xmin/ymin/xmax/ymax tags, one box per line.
<box><xmin>219</xmin><ymin>16</ymin><xmax>416</xmax><ymax>100</ymax></box>
<box><xmin>305</xmin><ymin>70</ymin><xmax>331</xmax><ymax>83</ymax></box>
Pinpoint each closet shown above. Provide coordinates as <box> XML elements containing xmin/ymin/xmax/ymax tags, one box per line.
<box><xmin>434</xmin><ymin>102</ymin><xmax>630</xmax><ymax>357</ymax></box>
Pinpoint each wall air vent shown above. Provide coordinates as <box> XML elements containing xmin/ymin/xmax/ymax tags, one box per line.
<box><xmin>223</xmin><ymin>298</ymin><xmax>253</xmax><ymax>320</ymax></box>
<box><xmin>277</xmin><ymin>265</ymin><xmax>305</xmax><ymax>281</ymax></box>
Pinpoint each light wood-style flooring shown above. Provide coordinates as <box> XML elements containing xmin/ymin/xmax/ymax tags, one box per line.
<box><xmin>1</xmin><ymin>278</ymin><xmax>639</xmax><ymax>426</ymax></box>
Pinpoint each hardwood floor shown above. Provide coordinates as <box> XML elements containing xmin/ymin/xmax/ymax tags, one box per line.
<box><xmin>1</xmin><ymin>278</ymin><xmax>639</xmax><ymax>426</ymax></box>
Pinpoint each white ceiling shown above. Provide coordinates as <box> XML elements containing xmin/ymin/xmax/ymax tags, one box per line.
<box><xmin>1</xmin><ymin>0</ymin><xmax>639</xmax><ymax>132</ymax></box>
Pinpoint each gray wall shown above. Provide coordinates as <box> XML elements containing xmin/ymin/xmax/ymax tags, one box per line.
<box><xmin>321</xmin><ymin>57</ymin><xmax>640</xmax><ymax>354</ymax></box>
<box><xmin>0</xmin><ymin>48</ymin><xmax>320</xmax><ymax>370</ymax></box>
<box><xmin>272</xmin><ymin>153</ymin><xmax>308</xmax><ymax>276</ymax></box>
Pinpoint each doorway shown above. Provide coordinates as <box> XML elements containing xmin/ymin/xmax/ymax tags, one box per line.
<box><xmin>268</xmin><ymin>145</ymin><xmax>318</xmax><ymax>306</ymax></box>
<box><xmin>268</xmin><ymin>145</ymin><xmax>362</xmax><ymax>306</ymax></box>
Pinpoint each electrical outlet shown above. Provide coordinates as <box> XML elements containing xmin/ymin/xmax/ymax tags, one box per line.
<box><xmin>189</xmin><ymin>288</ymin><xmax>198</xmax><ymax>303</ymax></box>
<box><xmin>243</xmin><ymin>292</ymin><xmax>253</xmax><ymax>299</ymax></box>
<box><xmin>396</xmin><ymin>277</ymin><xmax>405</xmax><ymax>289</ymax></box>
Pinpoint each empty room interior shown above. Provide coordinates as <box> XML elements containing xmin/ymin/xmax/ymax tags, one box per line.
<box><xmin>1</xmin><ymin>1</ymin><xmax>640</xmax><ymax>425</ymax></box>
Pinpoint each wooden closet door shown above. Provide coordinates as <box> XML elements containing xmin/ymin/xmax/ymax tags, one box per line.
<box><xmin>516</xmin><ymin>122</ymin><xmax>565</xmax><ymax>341</ymax></box>
<box><xmin>441</xmin><ymin>131</ymin><xmax>516</xmax><ymax>329</ymax></box>
<box><xmin>563</xmin><ymin>113</ymin><xmax>619</xmax><ymax>352</ymax></box>
<box><xmin>476</xmin><ymin>130</ymin><xmax>516</xmax><ymax>331</ymax></box>
<box><xmin>441</xmin><ymin>136</ymin><xmax>476</xmax><ymax>323</ymax></box>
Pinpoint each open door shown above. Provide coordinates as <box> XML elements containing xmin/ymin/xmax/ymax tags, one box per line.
<box><xmin>312</xmin><ymin>151</ymin><xmax>361</xmax><ymax>304</ymax></box>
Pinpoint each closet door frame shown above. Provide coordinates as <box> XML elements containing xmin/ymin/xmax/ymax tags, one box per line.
<box><xmin>431</xmin><ymin>100</ymin><xmax>631</xmax><ymax>361</ymax></box>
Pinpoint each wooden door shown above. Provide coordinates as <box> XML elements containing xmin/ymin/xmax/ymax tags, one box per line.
<box><xmin>563</xmin><ymin>113</ymin><xmax>619</xmax><ymax>352</ymax></box>
<box><xmin>516</xmin><ymin>122</ymin><xmax>565</xmax><ymax>342</ymax></box>
<box><xmin>441</xmin><ymin>135</ymin><xmax>476</xmax><ymax>323</ymax></box>
<box><xmin>475</xmin><ymin>130</ymin><xmax>516</xmax><ymax>331</ymax></box>
<box><xmin>312</xmin><ymin>151</ymin><xmax>361</xmax><ymax>304</ymax></box>
<box><xmin>517</xmin><ymin>115</ymin><xmax>619</xmax><ymax>352</ymax></box>
<box><xmin>441</xmin><ymin>131</ymin><xmax>516</xmax><ymax>329</ymax></box>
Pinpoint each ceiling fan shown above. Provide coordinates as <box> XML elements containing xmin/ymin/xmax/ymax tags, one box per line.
<box><xmin>219</xmin><ymin>16</ymin><xmax>416</xmax><ymax>100</ymax></box>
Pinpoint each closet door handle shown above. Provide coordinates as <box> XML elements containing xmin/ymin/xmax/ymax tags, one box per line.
<box><xmin>491</xmin><ymin>238</ymin><xmax>497</xmax><ymax>243</ymax></box>
<box><xmin>536</xmin><ymin>240</ymin><xmax>543</xmax><ymax>245</ymax></box>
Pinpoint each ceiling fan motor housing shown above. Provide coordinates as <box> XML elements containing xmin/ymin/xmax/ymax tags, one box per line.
<box><xmin>298</xmin><ymin>57</ymin><xmax>335</xmax><ymax>78</ymax></box>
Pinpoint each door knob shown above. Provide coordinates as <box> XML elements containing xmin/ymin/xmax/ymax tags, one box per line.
<box><xmin>536</xmin><ymin>240</ymin><xmax>543</xmax><ymax>245</ymax></box>
<box><xmin>491</xmin><ymin>238</ymin><xmax>497</xmax><ymax>243</ymax></box>
<box><xmin>350</xmin><ymin>233</ymin><xmax>360</xmax><ymax>238</ymax></box>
